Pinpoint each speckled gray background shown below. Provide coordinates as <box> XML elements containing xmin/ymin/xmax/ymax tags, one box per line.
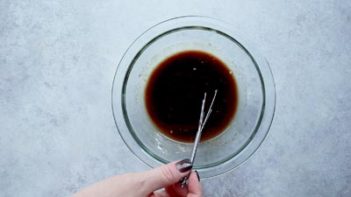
<box><xmin>1</xmin><ymin>0</ymin><xmax>350</xmax><ymax>197</ymax></box>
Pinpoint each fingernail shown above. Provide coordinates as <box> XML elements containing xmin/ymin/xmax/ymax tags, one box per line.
<box><xmin>195</xmin><ymin>170</ymin><xmax>200</xmax><ymax>182</ymax></box>
<box><xmin>176</xmin><ymin>159</ymin><xmax>192</xmax><ymax>172</ymax></box>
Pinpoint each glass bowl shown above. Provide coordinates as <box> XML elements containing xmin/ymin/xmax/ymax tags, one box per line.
<box><xmin>112</xmin><ymin>16</ymin><xmax>275</xmax><ymax>178</ymax></box>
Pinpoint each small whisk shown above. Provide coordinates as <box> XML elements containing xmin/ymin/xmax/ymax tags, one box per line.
<box><xmin>180</xmin><ymin>89</ymin><xmax>218</xmax><ymax>187</ymax></box>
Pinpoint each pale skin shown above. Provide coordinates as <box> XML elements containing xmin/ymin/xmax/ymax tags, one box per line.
<box><xmin>73</xmin><ymin>161</ymin><xmax>202</xmax><ymax>197</ymax></box>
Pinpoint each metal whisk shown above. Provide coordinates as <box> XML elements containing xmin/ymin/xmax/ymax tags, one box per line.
<box><xmin>180</xmin><ymin>89</ymin><xmax>218</xmax><ymax>187</ymax></box>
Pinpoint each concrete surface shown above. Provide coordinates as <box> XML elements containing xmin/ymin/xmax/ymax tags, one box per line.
<box><xmin>1</xmin><ymin>0</ymin><xmax>350</xmax><ymax>196</ymax></box>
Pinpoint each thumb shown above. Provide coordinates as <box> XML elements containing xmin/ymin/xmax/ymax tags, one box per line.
<box><xmin>141</xmin><ymin>159</ymin><xmax>192</xmax><ymax>192</ymax></box>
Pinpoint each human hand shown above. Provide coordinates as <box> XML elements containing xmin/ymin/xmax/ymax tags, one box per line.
<box><xmin>73</xmin><ymin>159</ymin><xmax>202</xmax><ymax>197</ymax></box>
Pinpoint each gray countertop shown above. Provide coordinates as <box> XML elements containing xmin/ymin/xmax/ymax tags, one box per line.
<box><xmin>1</xmin><ymin>1</ymin><xmax>350</xmax><ymax>196</ymax></box>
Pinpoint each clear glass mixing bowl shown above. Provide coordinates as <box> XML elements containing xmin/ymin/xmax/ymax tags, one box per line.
<box><xmin>112</xmin><ymin>16</ymin><xmax>275</xmax><ymax>178</ymax></box>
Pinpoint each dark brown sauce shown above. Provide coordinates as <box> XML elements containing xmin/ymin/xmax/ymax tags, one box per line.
<box><xmin>145</xmin><ymin>51</ymin><xmax>238</xmax><ymax>142</ymax></box>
